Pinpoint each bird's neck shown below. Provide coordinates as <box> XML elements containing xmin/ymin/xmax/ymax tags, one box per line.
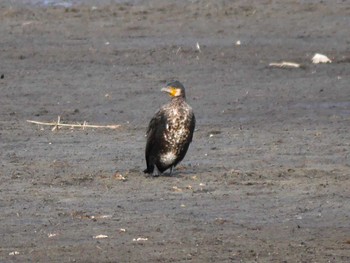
<box><xmin>171</xmin><ymin>96</ymin><xmax>185</xmax><ymax>102</ymax></box>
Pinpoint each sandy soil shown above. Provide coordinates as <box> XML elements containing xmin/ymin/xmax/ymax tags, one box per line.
<box><xmin>1</xmin><ymin>0</ymin><xmax>350</xmax><ymax>262</ymax></box>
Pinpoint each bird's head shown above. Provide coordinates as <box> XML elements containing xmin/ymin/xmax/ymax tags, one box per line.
<box><xmin>161</xmin><ymin>81</ymin><xmax>186</xmax><ymax>99</ymax></box>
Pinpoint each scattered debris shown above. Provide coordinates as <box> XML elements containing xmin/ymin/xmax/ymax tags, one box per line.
<box><xmin>93</xmin><ymin>234</ymin><xmax>108</xmax><ymax>239</ymax></box>
<box><xmin>27</xmin><ymin>116</ymin><xmax>121</xmax><ymax>131</ymax></box>
<box><xmin>48</xmin><ymin>233</ymin><xmax>58</xmax><ymax>238</ymax></box>
<box><xmin>90</xmin><ymin>214</ymin><xmax>113</xmax><ymax>219</ymax></box>
<box><xmin>70</xmin><ymin>211</ymin><xmax>112</xmax><ymax>220</ymax></box>
<box><xmin>22</xmin><ymin>21</ymin><xmax>34</xmax><ymax>26</ymax></box>
<box><xmin>214</xmin><ymin>218</ymin><xmax>227</xmax><ymax>224</ymax></box>
<box><xmin>172</xmin><ymin>186</ymin><xmax>183</xmax><ymax>192</ymax></box>
<box><xmin>236</xmin><ymin>40</ymin><xmax>241</xmax><ymax>46</ymax></box>
<box><xmin>9</xmin><ymin>251</ymin><xmax>20</xmax><ymax>256</ymax></box>
<box><xmin>119</xmin><ymin>228</ymin><xmax>126</xmax><ymax>232</ymax></box>
<box><xmin>230</xmin><ymin>169</ymin><xmax>242</xmax><ymax>175</ymax></box>
<box><xmin>133</xmin><ymin>237</ymin><xmax>148</xmax><ymax>242</ymax></box>
<box><xmin>312</xmin><ymin>53</ymin><xmax>332</xmax><ymax>64</ymax></box>
<box><xmin>269</xmin><ymin>61</ymin><xmax>302</xmax><ymax>69</ymax></box>
<box><xmin>196</xmin><ymin>42</ymin><xmax>201</xmax><ymax>52</ymax></box>
<box><xmin>176</xmin><ymin>47</ymin><xmax>182</xmax><ymax>55</ymax></box>
<box><xmin>114</xmin><ymin>173</ymin><xmax>127</xmax><ymax>182</ymax></box>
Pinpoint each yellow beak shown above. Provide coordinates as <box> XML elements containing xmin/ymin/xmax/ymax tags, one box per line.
<box><xmin>161</xmin><ymin>87</ymin><xmax>177</xmax><ymax>97</ymax></box>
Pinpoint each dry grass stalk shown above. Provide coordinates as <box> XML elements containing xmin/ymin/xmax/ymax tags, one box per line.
<box><xmin>269</xmin><ymin>61</ymin><xmax>301</xmax><ymax>68</ymax></box>
<box><xmin>27</xmin><ymin>116</ymin><xmax>121</xmax><ymax>130</ymax></box>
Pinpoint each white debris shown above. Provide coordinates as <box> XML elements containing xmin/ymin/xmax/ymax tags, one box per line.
<box><xmin>133</xmin><ymin>237</ymin><xmax>148</xmax><ymax>242</ymax></box>
<box><xmin>9</xmin><ymin>251</ymin><xmax>20</xmax><ymax>256</ymax></box>
<box><xmin>176</xmin><ymin>47</ymin><xmax>182</xmax><ymax>55</ymax></box>
<box><xmin>236</xmin><ymin>40</ymin><xmax>241</xmax><ymax>46</ymax></box>
<box><xmin>90</xmin><ymin>214</ymin><xmax>112</xmax><ymax>219</ymax></box>
<box><xmin>114</xmin><ymin>173</ymin><xmax>127</xmax><ymax>181</ymax></box>
<box><xmin>172</xmin><ymin>186</ymin><xmax>183</xmax><ymax>192</ymax></box>
<box><xmin>93</xmin><ymin>234</ymin><xmax>108</xmax><ymax>239</ymax></box>
<box><xmin>312</xmin><ymin>53</ymin><xmax>332</xmax><ymax>64</ymax></box>
<box><xmin>269</xmin><ymin>61</ymin><xmax>301</xmax><ymax>68</ymax></box>
<box><xmin>196</xmin><ymin>42</ymin><xmax>201</xmax><ymax>52</ymax></box>
<box><xmin>99</xmin><ymin>214</ymin><xmax>112</xmax><ymax>219</ymax></box>
<box><xmin>22</xmin><ymin>21</ymin><xmax>34</xmax><ymax>26</ymax></box>
<box><xmin>48</xmin><ymin>233</ymin><xmax>57</xmax><ymax>238</ymax></box>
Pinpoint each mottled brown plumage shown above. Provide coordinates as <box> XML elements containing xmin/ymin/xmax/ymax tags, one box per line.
<box><xmin>144</xmin><ymin>81</ymin><xmax>195</xmax><ymax>176</ymax></box>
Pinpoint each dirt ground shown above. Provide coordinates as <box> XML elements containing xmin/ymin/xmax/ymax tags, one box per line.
<box><xmin>1</xmin><ymin>0</ymin><xmax>350</xmax><ymax>262</ymax></box>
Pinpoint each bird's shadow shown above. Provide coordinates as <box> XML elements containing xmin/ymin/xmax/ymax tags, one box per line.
<box><xmin>143</xmin><ymin>167</ymin><xmax>193</xmax><ymax>178</ymax></box>
<box><xmin>144</xmin><ymin>172</ymin><xmax>181</xmax><ymax>178</ymax></box>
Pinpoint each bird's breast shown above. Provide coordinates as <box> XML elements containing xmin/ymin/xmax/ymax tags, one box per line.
<box><xmin>163</xmin><ymin>108</ymin><xmax>191</xmax><ymax>144</ymax></box>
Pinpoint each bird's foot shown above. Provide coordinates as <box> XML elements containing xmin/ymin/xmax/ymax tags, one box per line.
<box><xmin>152</xmin><ymin>166</ymin><xmax>161</xmax><ymax>177</ymax></box>
<box><xmin>169</xmin><ymin>166</ymin><xmax>174</xmax><ymax>176</ymax></box>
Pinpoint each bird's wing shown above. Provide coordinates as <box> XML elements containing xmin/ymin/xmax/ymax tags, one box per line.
<box><xmin>189</xmin><ymin>112</ymin><xmax>196</xmax><ymax>142</ymax></box>
<box><xmin>145</xmin><ymin>109</ymin><xmax>167</xmax><ymax>157</ymax></box>
<box><xmin>146</xmin><ymin>109</ymin><xmax>166</xmax><ymax>137</ymax></box>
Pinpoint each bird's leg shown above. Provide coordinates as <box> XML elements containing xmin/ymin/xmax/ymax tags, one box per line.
<box><xmin>169</xmin><ymin>166</ymin><xmax>174</xmax><ymax>176</ymax></box>
<box><xmin>153</xmin><ymin>166</ymin><xmax>160</xmax><ymax>177</ymax></box>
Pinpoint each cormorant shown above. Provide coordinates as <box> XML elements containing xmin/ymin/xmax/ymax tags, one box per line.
<box><xmin>144</xmin><ymin>81</ymin><xmax>196</xmax><ymax>176</ymax></box>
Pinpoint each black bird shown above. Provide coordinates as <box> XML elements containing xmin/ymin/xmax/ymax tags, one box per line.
<box><xmin>144</xmin><ymin>81</ymin><xmax>196</xmax><ymax>176</ymax></box>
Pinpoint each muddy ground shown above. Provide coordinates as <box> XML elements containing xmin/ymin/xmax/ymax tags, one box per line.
<box><xmin>1</xmin><ymin>0</ymin><xmax>350</xmax><ymax>262</ymax></box>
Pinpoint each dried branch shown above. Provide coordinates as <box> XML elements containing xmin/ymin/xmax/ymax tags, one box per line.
<box><xmin>27</xmin><ymin>116</ymin><xmax>121</xmax><ymax>131</ymax></box>
<box><xmin>269</xmin><ymin>61</ymin><xmax>302</xmax><ymax>68</ymax></box>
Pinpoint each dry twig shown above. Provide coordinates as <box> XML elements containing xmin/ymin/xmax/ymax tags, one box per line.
<box><xmin>269</xmin><ymin>61</ymin><xmax>302</xmax><ymax>68</ymax></box>
<box><xmin>27</xmin><ymin>116</ymin><xmax>121</xmax><ymax>131</ymax></box>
